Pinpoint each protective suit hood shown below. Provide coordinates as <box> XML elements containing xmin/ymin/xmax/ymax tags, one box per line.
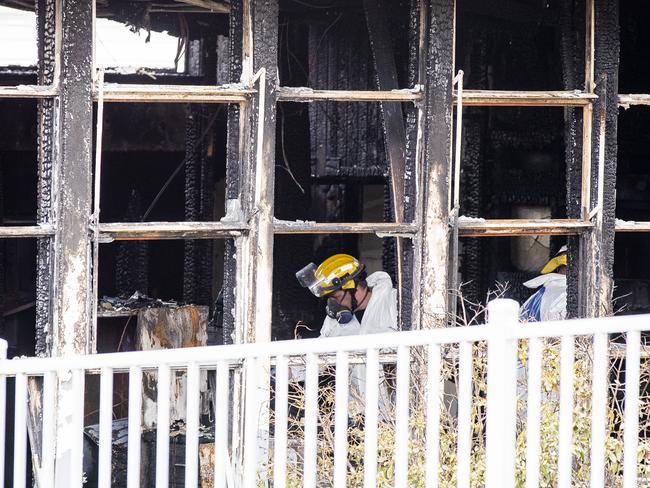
<box><xmin>523</xmin><ymin>272</ymin><xmax>566</xmax><ymax>289</ymax></box>
<box><xmin>521</xmin><ymin>272</ymin><xmax>567</xmax><ymax>322</ymax></box>
<box><xmin>360</xmin><ymin>271</ymin><xmax>398</xmax><ymax>334</ymax></box>
<box><xmin>319</xmin><ymin>271</ymin><xmax>397</xmax><ymax>338</ymax></box>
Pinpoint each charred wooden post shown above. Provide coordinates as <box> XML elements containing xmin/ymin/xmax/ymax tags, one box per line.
<box><xmin>560</xmin><ymin>0</ymin><xmax>586</xmax><ymax>318</ymax></box>
<box><xmin>417</xmin><ymin>0</ymin><xmax>454</xmax><ymax>328</ymax></box>
<box><xmin>243</xmin><ymin>0</ymin><xmax>278</xmax><ymax>344</ymax></box>
<box><xmin>583</xmin><ymin>0</ymin><xmax>619</xmax><ymax>316</ymax></box>
<box><xmin>399</xmin><ymin>0</ymin><xmax>426</xmax><ymax>329</ymax></box>
<box><xmin>184</xmin><ymin>105</ymin><xmax>202</xmax><ymax>303</ymax></box>
<box><xmin>35</xmin><ymin>0</ymin><xmax>57</xmax><ymax>356</ymax></box>
<box><xmin>239</xmin><ymin>0</ymin><xmax>279</xmax><ymax>481</ymax></box>
<box><xmin>222</xmin><ymin>0</ymin><xmax>245</xmax><ymax>345</ymax></box>
<box><xmin>52</xmin><ymin>0</ymin><xmax>93</xmax><ymax>353</ymax></box>
<box><xmin>184</xmin><ymin>102</ymin><xmax>217</xmax><ymax>307</ymax></box>
<box><xmin>198</xmin><ymin>118</ymin><xmax>215</xmax><ymax>306</ymax></box>
<box><xmin>52</xmin><ymin>0</ymin><xmax>94</xmax><ymax>482</ymax></box>
<box><xmin>137</xmin><ymin>306</ymin><xmax>209</xmax><ymax>430</ymax></box>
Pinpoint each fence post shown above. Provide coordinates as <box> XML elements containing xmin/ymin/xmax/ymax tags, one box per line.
<box><xmin>485</xmin><ymin>298</ymin><xmax>519</xmax><ymax>488</ymax></box>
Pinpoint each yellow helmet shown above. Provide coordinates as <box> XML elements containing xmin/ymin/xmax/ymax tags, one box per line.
<box><xmin>296</xmin><ymin>254</ymin><xmax>365</xmax><ymax>297</ymax></box>
<box><xmin>541</xmin><ymin>245</ymin><xmax>568</xmax><ymax>274</ymax></box>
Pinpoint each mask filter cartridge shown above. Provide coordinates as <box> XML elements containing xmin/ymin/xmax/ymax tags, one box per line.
<box><xmin>326</xmin><ymin>297</ymin><xmax>354</xmax><ymax>324</ymax></box>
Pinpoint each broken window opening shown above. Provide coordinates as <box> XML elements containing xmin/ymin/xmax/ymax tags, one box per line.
<box><xmin>275</xmin><ymin>100</ymin><xmax>415</xmax><ymax>225</ymax></box>
<box><xmin>272</xmin><ymin>233</ymin><xmax>413</xmax><ymax>341</ymax></box>
<box><xmin>0</xmin><ymin>5</ymin><xmax>37</xmax><ymax>69</ymax></box>
<box><xmin>278</xmin><ymin>0</ymin><xmax>417</xmax><ymax>91</ymax></box>
<box><xmin>95</xmin><ymin>17</ymin><xmax>187</xmax><ymax>74</ymax></box>
<box><xmin>455</xmin><ymin>0</ymin><xmax>585</xmax><ymax>91</ymax></box>
<box><xmin>0</xmin><ymin>238</ymin><xmax>37</xmax><ymax>358</ymax></box>
<box><xmin>93</xmin><ymin>0</ymin><xmax>230</xmax><ymax>82</ymax></box>
<box><xmin>619</xmin><ymin>0</ymin><xmax>650</xmax><ymax>93</ymax></box>
<box><xmin>97</xmin><ymin>238</ymin><xmax>223</xmax><ymax>307</ymax></box>
<box><xmin>0</xmin><ymin>100</ymin><xmax>38</xmax><ymax>226</ymax></box>
<box><xmin>613</xmin><ymin>234</ymin><xmax>650</xmax><ymax>315</ymax></box>
<box><xmin>458</xmin><ymin>106</ymin><xmax>570</xmax><ymax>221</ymax></box>
<box><xmin>456</xmin><ymin>235</ymin><xmax>569</xmax><ymax>320</ymax></box>
<box><xmin>617</xmin><ymin>107</ymin><xmax>650</xmax><ymax>223</ymax></box>
<box><xmin>93</xmin><ymin>102</ymin><xmax>228</xmax><ymax>224</ymax></box>
<box><xmin>613</xmin><ymin>105</ymin><xmax>650</xmax><ymax>316</ymax></box>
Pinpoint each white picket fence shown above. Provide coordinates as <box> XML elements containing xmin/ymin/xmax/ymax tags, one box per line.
<box><xmin>1</xmin><ymin>299</ymin><xmax>650</xmax><ymax>487</ymax></box>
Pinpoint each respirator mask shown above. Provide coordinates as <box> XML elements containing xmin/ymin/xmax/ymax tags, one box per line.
<box><xmin>325</xmin><ymin>296</ymin><xmax>354</xmax><ymax>324</ymax></box>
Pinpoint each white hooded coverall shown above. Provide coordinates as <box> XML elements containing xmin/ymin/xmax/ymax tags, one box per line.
<box><xmin>520</xmin><ymin>273</ymin><xmax>567</xmax><ymax>322</ymax></box>
<box><xmin>319</xmin><ymin>271</ymin><xmax>397</xmax><ymax>416</ymax></box>
<box><xmin>318</xmin><ymin>271</ymin><xmax>398</xmax><ymax>338</ymax></box>
<box><xmin>290</xmin><ymin>271</ymin><xmax>397</xmax><ymax>416</ymax></box>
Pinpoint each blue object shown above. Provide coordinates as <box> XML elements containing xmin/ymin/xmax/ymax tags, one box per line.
<box><xmin>520</xmin><ymin>287</ymin><xmax>544</xmax><ymax>322</ymax></box>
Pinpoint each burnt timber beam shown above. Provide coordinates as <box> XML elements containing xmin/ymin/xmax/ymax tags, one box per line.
<box><xmin>53</xmin><ymin>0</ymin><xmax>94</xmax><ymax>353</ymax></box>
<box><xmin>456</xmin><ymin>219</ymin><xmax>593</xmax><ymax>237</ymax></box>
<box><xmin>276</xmin><ymin>87</ymin><xmax>423</xmax><ymax>102</ymax></box>
<box><xmin>243</xmin><ymin>0</ymin><xmax>278</xmax><ymax>345</ymax></box>
<box><xmin>583</xmin><ymin>0</ymin><xmax>619</xmax><ymax>317</ymax></box>
<box><xmin>0</xmin><ymin>86</ymin><xmax>58</xmax><ymax>98</ymax></box>
<box><xmin>35</xmin><ymin>0</ymin><xmax>57</xmax><ymax>355</ymax></box>
<box><xmin>561</xmin><ymin>0</ymin><xmax>587</xmax><ymax>319</ymax></box>
<box><xmin>91</xmin><ymin>83</ymin><xmax>254</xmax><ymax>103</ymax></box>
<box><xmin>25</xmin><ymin>0</ymin><xmax>58</xmax><ymax>479</ymax></box>
<box><xmin>51</xmin><ymin>0</ymin><xmax>93</xmax><ymax>483</ymax></box>
<box><xmin>222</xmin><ymin>0</ymin><xmax>246</xmax><ymax>345</ymax></box>
<box><xmin>174</xmin><ymin>0</ymin><xmax>230</xmax><ymax>13</ymax></box>
<box><xmin>567</xmin><ymin>0</ymin><xmax>593</xmax><ymax>319</ymax></box>
<box><xmin>183</xmin><ymin>106</ymin><xmax>203</xmax><ymax>304</ymax></box>
<box><xmin>615</xmin><ymin>221</ymin><xmax>650</xmax><ymax>232</ymax></box>
<box><xmin>240</xmin><ymin>0</ymin><xmax>278</xmax><ymax>482</ymax></box>
<box><xmin>454</xmin><ymin>90</ymin><xmax>596</xmax><ymax>106</ymax></box>
<box><xmin>98</xmin><ymin>222</ymin><xmax>247</xmax><ymax>240</ymax></box>
<box><xmin>418</xmin><ymin>0</ymin><xmax>454</xmax><ymax>328</ymax></box>
<box><xmin>618</xmin><ymin>94</ymin><xmax>650</xmax><ymax>107</ymax></box>
<box><xmin>272</xmin><ymin>221</ymin><xmax>417</xmax><ymax>235</ymax></box>
<box><xmin>0</xmin><ymin>225</ymin><xmax>55</xmax><ymax>238</ymax></box>
<box><xmin>401</xmin><ymin>0</ymin><xmax>425</xmax><ymax>331</ymax></box>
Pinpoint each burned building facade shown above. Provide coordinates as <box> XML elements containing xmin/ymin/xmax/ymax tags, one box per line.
<box><xmin>0</xmin><ymin>1</ymin><xmax>647</xmax><ymax>359</ymax></box>
<box><xmin>3</xmin><ymin>0</ymin><xmax>650</xmax><ymax>485</ymax></box>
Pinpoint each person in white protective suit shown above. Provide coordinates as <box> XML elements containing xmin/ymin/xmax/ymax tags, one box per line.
<box><xmin>520</xmin><ymin>245</ymin><xmax>567</xmax><ymax>322</ymax></box>
<box><xmin>295</xmin><ymin>254</ymin><xmax>397</xmax><ymax>414</ymax></box>
<box><xmin>296</xmin><ymin>253</ymin><xmax>397</xmax><ymax>337</ymax></box>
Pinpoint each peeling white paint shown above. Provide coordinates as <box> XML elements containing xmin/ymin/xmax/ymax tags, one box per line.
<box><xmin>221</xmin><ymin>199</ymin><xmax>245</xmax><ymax>222</ymax></box>
<box><xmin>58</xmin><ymin>250</ymin><xmax>89</xmax><ymax>355</ymax></box>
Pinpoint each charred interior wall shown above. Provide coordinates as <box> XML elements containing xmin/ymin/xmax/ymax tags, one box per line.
<box><xmin>456</xmin><ymin>0</ymin><xmax>574</xmax><ymax>306</ymax></box>
<box><xmin>269</xmin><ymin>0</ymin><xmax>415</xmax><ymax>338</ymax></box>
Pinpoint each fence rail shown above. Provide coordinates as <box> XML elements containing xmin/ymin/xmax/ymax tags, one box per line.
<box><xmin>1</xmin><ymin>299</ymin><xmax>650</xmax><ymax>487</ymax></box>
